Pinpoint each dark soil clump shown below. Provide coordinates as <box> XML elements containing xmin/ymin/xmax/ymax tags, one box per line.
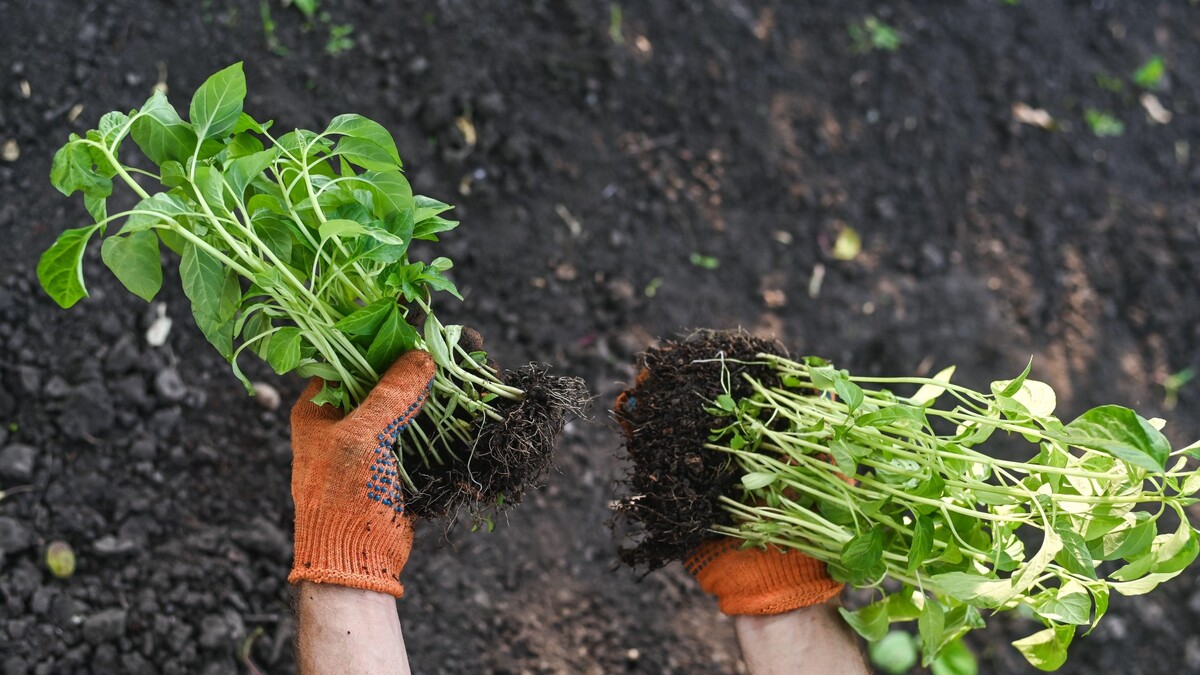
<box><xmin>613</xmin><ymin>331</ymin><xmax>784</xmax><ymax>570</ymax></box>
<box><xmin>404</xmin><ymin>364</ymin><xmax>589</xmax><ymax>521</ymax></box>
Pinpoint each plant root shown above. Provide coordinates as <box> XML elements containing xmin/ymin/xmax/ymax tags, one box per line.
<box><xmin>612</xmin><ymin>330</ymin><xmax>784</xmax><ymax>570</ymax></box>
<box><xmin>403</xmin><ymin>364</ymin><xmax>590</xmax><ymax>521</ymax></box>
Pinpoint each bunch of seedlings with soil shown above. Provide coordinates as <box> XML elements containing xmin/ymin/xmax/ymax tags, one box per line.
<box><xmin>614</xmin><ymin>331</ymin><xmax>1200</xmax><ymax>671</ymax></box>
<box><xmin>38</xmin><ymin>62</ymin><xmax>588</xmax><ymax>521</ymax></box>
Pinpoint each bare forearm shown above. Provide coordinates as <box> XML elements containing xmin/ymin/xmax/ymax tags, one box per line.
<box><xmin>733</xmin><ymin>601</ymin><xmax>867</xmax><ymax>675</ymax></box>
<box><xmin>295</xmin><ymin>582</ymin><xmax>411</xmax><ymax>675</ymax></box>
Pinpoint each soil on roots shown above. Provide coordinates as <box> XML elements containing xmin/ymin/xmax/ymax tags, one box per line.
<box><xmin>613</xmin><ymin>331</ymin><xmax>785</xmax><ymax>570</ymax></box>
<box><xmin>403</xmin><ymin>364</ymin><xmax>589</xmax><ymax>521</ymax></box>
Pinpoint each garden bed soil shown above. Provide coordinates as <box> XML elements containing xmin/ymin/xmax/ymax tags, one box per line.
<box><xmin>2</xmin><ymin>1</ymin><xmax>1199</xmax><ymax>673</ymax></box>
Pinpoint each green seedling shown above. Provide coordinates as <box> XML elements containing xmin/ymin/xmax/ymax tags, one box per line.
<box><xmin>850</xmin><ymin>16</ymin><xmax>902</xmax><ymax>53</ymax></box>
<box><xmin>689</xmin><ymin>253</ymin><xmax>719</xmax><ymax>270</ymax></box>
<box><xmin>260</xmin><ymin>1</ymin><xmax>290</xmax><ymax>56</ymax></box>
<box><xmin>326</xmin><ymin>24</ymin><xmax>354</xmax><ymax>55</ymax></box>
<box><xmin>1163</xmin><ymin>368</ymin><xmax>1194</xmax><ymax>411</ymax></box>
<box><xmin>1085</xmin><ymin>109</ymin><xmax>1124</xmax><ymax>137</ymax></box>
<box><xmin>291</xmin><ymin>0</ymin><xmax>317</xmax><ymax>20</ymax></box>
<box><xmin>1134</xmin><ymin>56</ymin><xmax>1166</xmax><ymax>90</ymax></box>
<box><xmin>609</xmin><ymin>4</ymin><xmax>624</xmax><ymax>45</ymax></box>
<box><xmin>38</xmin><ymin>63</ymin><xmax>532</xmax><ymax>493</ymax></box>
<box><xmin>706</xmin><ymin>354</ymin><xmax>1200</xmax><ymax>670</ymax></box>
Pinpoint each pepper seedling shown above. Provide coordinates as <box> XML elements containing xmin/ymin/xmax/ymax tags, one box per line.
<box><xmin>40</xmin><ymin>63</ymin><xmax>587</xmax><ymax>517</ymax></box>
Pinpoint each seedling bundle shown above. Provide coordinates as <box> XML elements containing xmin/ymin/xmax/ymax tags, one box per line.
<box><xmin>615</xmin><ymin>332</ymin><xmax>1200</xmax><ymax>670</ymax></box>
<box><xmin>39</xmin><ymin>63</ymin><xmax>587</xmax><ymax>519</ymax></box>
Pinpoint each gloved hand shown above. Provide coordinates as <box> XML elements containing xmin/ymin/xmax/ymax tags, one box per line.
<box><xmin>684</xmin><ymin>539</ymin><xmax>843</xmax><ymax>615</ymax></box>
<box><xmin>288</xmin><ymin>350</ymin><xmax>436</xmax><ymax>597</ymax></box>
<box><xmin>616</xmin><ymin>368</ymin><xmax>843</xmax><ymax>616</ymax></box>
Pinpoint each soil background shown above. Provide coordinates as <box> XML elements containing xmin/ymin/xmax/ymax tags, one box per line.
<box><xmin>2</xmin><ymin>1</ymin><xmax>1199</xmax><ymax>673</ymax></box>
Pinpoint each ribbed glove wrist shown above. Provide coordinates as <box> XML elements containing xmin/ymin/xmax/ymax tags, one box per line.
<box><xmin>685</xmin><ymin>538</ymin><xmax>844</xmax><ymax>615</ymax></box>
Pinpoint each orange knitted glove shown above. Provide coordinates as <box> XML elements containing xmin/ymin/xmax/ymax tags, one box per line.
<box><xmin>288</xmin><ymin>350</ymin><xmax>436</xmax><ymax>597</ymax></box>
<box><xmin>685</xmin><ymin>539</ymin><xmax>843</xmax><ymax>615</ymax></box>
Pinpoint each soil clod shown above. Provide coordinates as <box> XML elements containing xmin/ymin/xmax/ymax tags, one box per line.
<box><xmin>612</xmin><ymin>330</ymin><xmax>783</xmax><ymax>570</ymax></box>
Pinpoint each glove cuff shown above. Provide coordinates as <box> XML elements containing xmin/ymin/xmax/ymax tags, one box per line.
<box><xmin>289</xmin><ymin>501</ymin><xmax>414</xmax><ymax>598</ymax></box>
<box><xmin>685</xmin><ymin>539</ymin><xmax>843</xmax><ymax>615</ymax></box>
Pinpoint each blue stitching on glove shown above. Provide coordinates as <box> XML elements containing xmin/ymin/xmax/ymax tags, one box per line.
<box><xmin>365</xmin><ymin>376</ymin><xmax>435</xmax><ymax>514</ymax></box>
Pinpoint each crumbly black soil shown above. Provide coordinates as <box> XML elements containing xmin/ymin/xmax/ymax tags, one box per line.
<box><xmin>6</xmin><ymin>1</ymin><xmax>1200</xmax><ymax>672</ymax></box>
<box><xmin>613</xmin><ymin>331</ymin><xmax>784</xmax><ymax>570</ymax></box>
<box><xmin>404</xmin><ymin>364</ymin><xmax>589</xmax><ymax>521</ymax></box>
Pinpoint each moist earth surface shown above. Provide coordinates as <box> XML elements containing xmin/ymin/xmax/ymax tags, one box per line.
<box><xmin>1</xmin><ymin>1</ymin><xmax>1198</xmax><ymax>673</ymax></box>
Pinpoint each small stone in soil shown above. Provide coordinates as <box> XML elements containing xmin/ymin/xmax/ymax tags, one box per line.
<box><xmin>82</xmin><ymin>608</ymin><xmax>127</xmax><ymax>644</ymax></box>
<box><xmin>154</xmin><ymin>368</ymin><xmax>187</xmax><ymax>402</ymax></box>
<box><xmin>0</xmin><ymin>517</ymin><xmax>34</xmax><ymax>554</ymax></box>
<box><xmin>0</xmin><ymin>443</ymin><xmax>35</xmax><ymax>481</ymax></box>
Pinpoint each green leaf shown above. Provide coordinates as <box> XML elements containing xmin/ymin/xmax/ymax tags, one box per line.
<box><xmin>121</xmin><ymin>193</ymin><xmax>191</xmax><ymax>234</ymax></box>
<box><xmin>413</xmin><ymin>194</ymin><xmax>453</xmax><ymax>222</ymax></box>
<box><xmin>418</xmin><ymin>266</ymin><xmax>464</xmax><ymax>301</ymax></box>
<box><xmin>191</xmin><ymin>165</ymin><xmax>229</xmax><ymax>214</ymax></box>
<box><xmin>413</xmin><ymin>215</ymin><xmax>459</xmax><ymax>242</ymax></box>
<box><xmin>828</xmin><ymin>439</ymin><xmax>858</xmax><ymax>477</ymax></box>
<box><xmin>999</xmin><ymin>379</ymin><xmax>1057</xmax><ymax>417</ymax></box>
<box><xmin>98</xmin><ymin>110</ymin><xmax>132</xmax><ymax>143</ymax></box>
<box><xmin>190</xmin><ymin>62</ymin><xmax>247</xmax><ymax>141</ymax></box>
<box><xmin>1032</xmin><ymin>580</ymin><xmax>1091</xmax><ymax>625</ymax></box>
<box><xmin>910</xmin><ymin>365</ymin><xmax>956</xmax><ymax>406</ymax></box>
<box><xmin>741</xmin><ymin>472</ymin><xmax>776</xmax><ymax>490</ymax></box>
<box><xmin>834</xmin><ymin>375</ymin><xmax>864</xmax><ymax>413</ymax></box>
<box><xmin>265</xmin><ymin>326</ymin><xmax>303</xmax><ymax>375</ymax></box>
<box><xmin>361</xmin><ymin>219</ymin><xmax>407</xmax><ymax>245</ymax></box>
<box><xmin>908</xmin><ymin>514</ymin><xmax>934</xmax><ymax>574</ymax></box>
<box><xmin>1134</xmin><ymin>55</ymin><xmax>1165</xmax><ymax>89</ymax></box>
<box><xmin>1092</xmin><ymin>513</ymin><xmax>1155</xmax><ymax>561</ymax></box>
<box><xmin>311</xmin><ymin>382</ymin><xmax>349</xmax><ymax>409</ymax></box>
<box><xmin>224</xmin><ymin>148</ymin><xmax>278</xmax><ymax>200</ymax></box>
<box><xmin>858</xmin><ymin>404</ymin><xmax>927</xmax><ymax>429</ymax></box>
<box><xmin>1109</xmin><ymin>571</ymin><xmax>1185</xmax><ymax>596</ymax></box>
<box><xmin>38</xmin><ymin>225</ymin><xmax>102</xmax><ymax>308</ymax></box>
<box><xmin>160</xmin><ymin>161</ymin><xmax>188</xmax><ymax>188</ymax></box>
<box><xmin>180</xmin><ymin>242</ymin><xmax>240</xmax><ymax>359</ymax></box>
<box><xmin>868</xmin><ymin>631</ymin><xmax>919</xmax><ymax>675</ymax></box>
<box><xmin>1055</xmin><ymin>526</ymin><xmax>1097</xmax><ymax>578</ymax></box>
<box><xmin>100</xmin><ymin>231</ymin><xmax>162</xmax><ymax>301</ymax></box>
<box><xmin>130</xmin><ymin>91</ymin><xmax>199</xmax><ymax>164</ymax></box>
<box><xmin>253</xmin><ymin>213</ymin><xmax>295</xmax><ymax>263</ymax></box>
<box><xmin>333</xmin><ymin>136</ymin><xmax>398</xmax><ymax>170</ymax></box>
<box><xmin>232</xmin><ymin>112</ymin><xmax>273</xmax><ymax>135</ymax></box>
<box><xmin>352</xmin><ymin>170</ymin><xmax>414</xmax><ymax>218</ymax></box>
<box><xmin>325</xmin><ymin>114</ymin><xmax>402</xmax><ymax>166</ymax></box>
<box><xmin>885</xmin><ymin>589</ymin><xmax>922</xmax><ymax>622</ymax></box>
<box><xmin>366</xmin><ymin>306</ymin><xmax>419</xmax><ymax>372</ymax></box>
<box><xmin>930</xmin><ymin>573</ymin><xmax>1012</xmax><ymax>608</ymax></box>
<box><xmin>334</xmin><ymin>298</ymin><xmax>396</xmax><ymax>336</ymax></box>
<box><xmin>319</xmin><ymin>218</ymin><xmax>368</xmax><ymax>242</ymax></box>
<box><xmin>808</xmin><ymin>366</ymin><xmax>837</xmax><ymax>390</ymax></box>
<box><xmin>839</xmin><ymin>525</ymin><xmax>886</xmax><ymax>584</ymax></box>
<box><xmin>918</xmin><ymin>600</ymin><xmax>945</xmax><ymax>666</ymax></box>
<box><xmin>1150</xmin><ymin>522</ymin><xmax>1199</xmax><ymax>574</ymax></box>
<box><xmin>838</xmin><ymin>600</ymin><xmax>890</xmax><ymax>642</ymax></box>
<box><xmin>930</xmin><ymin>637</ymin><xmax>977</xmax><ymax>675</ymax></box>
<box><xmin>50</xmin><ymin>141</ymin><xmax>113</xmax><ymax>198</ymax></box>
<box><xmin>1063</xmin><ymin>405</ymin><xmax>1171</xmax><ymax>472</ymax></box>
<box><xmin>84</xmin><ymin>194</ymin><xmax>108</xmax><ymax>224</ymax></box>
<box><xmin>1012</xmin><ymin>625</ymin><xmax>1073</xmax><ymax>671</ymax></box>
<box><xmin>994</xmin><ymin>358</ymin><xmax>1032</xmax><ymax>397</ymax></box>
